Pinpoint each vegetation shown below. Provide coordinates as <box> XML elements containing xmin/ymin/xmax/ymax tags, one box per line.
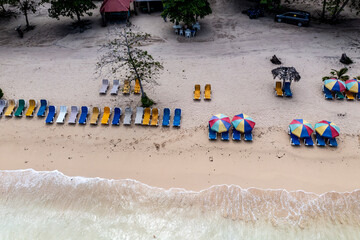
<box><xmin>161</xmin><ymin>0</ymin><xmax>212</xmax><ymax>25</ymax></box>
<box><xmin>0</xmin><ymin>0</ymin><xmax>12</xmax><ymax>12</ymax></box>
<box><xmin>97</xmin><ymin>29</ymin><xmax>163</xmax><ymax>107</ymax></box>
<box><xmin>141</xmin><ymin>93</ymin><xmax>155</xmax><ymax>108</ymax></box>
<box><xmin>48</xmin><ymin>0</ymin><xmax>96</xmax><ymax>24</ymax></box>
<box><xmin>286</xmin><ymin>0</ymin><xmax>360</xmax><ymax>22</ymax></box>
<box><xmin>11</xmin><ymin>0</ymin><xmax>43</xmax><ymax>29</ymax></box>
<box><xmin>322</xmin><ymin>67</ymin><xmax>349</xmax><ymax>81</ymax></box>
<box><xmin>321</xmin><ymin>0</ymin><xmax>360</xmax><ymax>22</ymax></box>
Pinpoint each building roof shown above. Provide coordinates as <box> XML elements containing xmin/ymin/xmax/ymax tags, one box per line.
<box><xmin>100</xmin><ymin>0</ymin><xmax>132</xmax><ymax>13</ymax></box>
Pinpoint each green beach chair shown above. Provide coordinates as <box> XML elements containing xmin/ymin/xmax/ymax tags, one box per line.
<box><xmin>335</xmin><ymin>92</ymin><xmax>345</xmax><ymax>100</ymax></box>
<box><xmin>14</xmin><ymin>99</ymin><xmax>26</xmax><ymax>117</ymax></box>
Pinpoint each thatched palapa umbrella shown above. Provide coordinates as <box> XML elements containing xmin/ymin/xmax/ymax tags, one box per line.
<box><xmin>272</xmin><ymin>67</ymin><xmax>301</xmax><ymax>84</ymax></box>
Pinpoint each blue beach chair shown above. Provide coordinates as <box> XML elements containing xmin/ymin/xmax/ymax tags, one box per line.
<box><xmin>162</xmin><ymin>108</ymin><xmax>170</xmax><ymax>127</ymax></box>
<box><xmin>79</xmin><ymin>106</ymin><xmax>89</xmax><ymax>125</ymax></box>
<box><xmin>112</xmin><ymin>107</ymin><xmax>121</xmax><ymax>125</ymax></box>
<box><xmin>283</xmin><ymin>82</ymin><xmax>292</xmax><ymax>97</ymax></box>
<box><xmin>315</xmin><ymin>132</ymin><xmax>326</xmax><ymax>146</ymax></box>
<box><xmin>173</xmin><ymin>108</ymin><xmax>181</xmax><ymax>127</ymax></box>
<box><xmin>45</xmin><ymin>106</ymin><xmax>56</xmax><ymax>124</ymax></box>
<box><xmin>290</xmin><ymin>133</ymin><xmax>300</xmax><ymax>146</ymax></box>
<box><xmin>209</xmin><ymin>125</ymin><xmax>217</xmax><ymax>140</ymax></box>
<box><xmin>232</xmin><ymin>129</ymin><xmax>241</xmax><ymax>141</ymax></box>
<box><xmin>323</xmin><ymin>86</ymin><xmax>333</xmax><ymax>100</ymax></box>
<box><xmin>221</xmin><ymin>131</ymin><xmax>229</xmax><ymax>141</ymax></box>
<box><xmin>304</xmin><ymin>137</ymin><xmax>314</xmax><ymax>146</ymax></box>
<box><xmin>244</xmin><ymin>132</ymin><xmax>253</xmax><ymax>141</ymax></box>
<box><xmin>37</xmin><ymin>99</ymin><xmax>47</xmax><ymax>117</ymax></box>
<box><xmin>328</xmin><ymin>138</ymin><xmax>338</xmax><ymax>147</ymax></box>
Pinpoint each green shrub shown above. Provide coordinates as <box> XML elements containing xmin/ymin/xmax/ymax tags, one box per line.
<box><xmin>0</xmin><ymin>88</ymin><xmax>3</xmax><ymax>99</ymax></box>
<box><xmin>141</xmin><ymin>94</ymin><xmax>155</xmax><ymax>107</ymax></box>
<box><xmin>322</xmin><ymin>68</ymin><xmax>349</xmax><ymax>81</ymax></box>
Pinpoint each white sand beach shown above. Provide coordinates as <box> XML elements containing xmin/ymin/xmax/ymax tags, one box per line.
<box><xmin>1</xmin><ymin>0</ymin><xmax>360</xmax><ymax>195</ymax></box>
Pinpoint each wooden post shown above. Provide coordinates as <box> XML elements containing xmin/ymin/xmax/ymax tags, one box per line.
<box><xmin>147</xmin><ymin>1</ymin><xmax>150</xmax><ymax>13</ymax></box>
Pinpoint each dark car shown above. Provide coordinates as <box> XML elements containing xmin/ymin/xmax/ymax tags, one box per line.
<box><xmin>243</xmin><ymin>8</ymin><xmax>265</xmax><ymax>19</ymax></box>
<box><xmin>275</xmin><ymin>11</ymin><xmax>310</xmax><ymax>27</ymax></box>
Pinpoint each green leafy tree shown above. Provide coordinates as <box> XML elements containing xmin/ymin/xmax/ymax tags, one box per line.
<box><xmin>97</xmin><ymin>29</ymin><xmax>163</xmax><ymax>107</ymax></box>
<box><xmin>0</xmin><ymin>0</ymin><xmax>9</xmax><ymax>12</ymax></box>
<box><xmin>161</xmin><ymin>0</ymin><xmax>212</xmax><ymax>26</ymax></box>
<box><xmin>0</xmin><ymin>0</ymin><xmax>16</xmax><ymax>12</ymax></box>
<box><xmin>11</xmin><ymin>0</ymin><xmax>42</xmax><ymax>29</ymax></box>
<box><xmin>319</xmin><ymin>0</ymin><xmax>360</xmax><ymax>22</ymax></box>
<box><xmin>289</xmin><ymin>0</ymin><xmax>359</xmax><ymax>22</ymax></box>
<box><xmin>48</xmin><ymin>0</ymin><xmax>96</xmax><ymax>24</ymax></box>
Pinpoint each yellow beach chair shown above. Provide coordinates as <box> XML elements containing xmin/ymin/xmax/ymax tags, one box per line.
<box><xmin>150</xmin><ymin>108</ymin><xmax>159</xmax><ymax>126</ymax></box>
<box><xmin>25</xmin><ymin>99</ymin><xmax>37</xmax><ymax>117</ymax></box>
<box><xmin>275</xmin><ymin>81</ymin><xmax>283</xmax><ymax>97</ymax></box>
<box><xmin>90</xmin><ymin>107</ymin><xmax>100</xmax><ymax>125</ymax></box>
<box><xmin>194</xmin><ymin>84</ymin><xmax>201</xmax><ymax>100</ymax></box>
<box><xmin>123</xmin><ymin>80</ymin><xmax>130</xmax><ymax>94</ymax></box>
<box><xmin>134</xmin><ymin>79</ymin><xmax>141</xmax><ymax>94</ymax></box>
<box><xmin>101</xmin><ymin>107</ymin><xmax>111</xmax><ymax>125</ymax></box>
<box><xmin>142</xmin><ymin>108</ymin><xmax>151</xmax><ymax>125</ymax></box>
<box><xmin>4</xmin><ymin>99</ymin><xmax>16</xmax><ymax>117</ymax></box>
<box><xmin>204</xmin><ymin>84</ymin><xmax>211</xmax><ymax>100</ymax></box>
<box><xmin>345</xmin><ymin>90</ymin><xmax>355</xmax><ymax>100</ymax></box>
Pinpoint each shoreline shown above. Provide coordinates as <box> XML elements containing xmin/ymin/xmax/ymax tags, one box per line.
<box><xmin>3</xmin><ymin>168</ymin><xmax>360</xmax><ymax>196</ymax></box>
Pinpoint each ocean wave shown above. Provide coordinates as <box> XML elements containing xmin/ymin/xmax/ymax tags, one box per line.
<box><xmin>0</xmin><ymin>169</ymin><xmax>360</xmax><ymax>239</ymax></box>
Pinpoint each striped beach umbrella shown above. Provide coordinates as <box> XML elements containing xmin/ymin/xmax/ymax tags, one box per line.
<box><xmin>314</xmin><ymin>120</ymin><xmax>340</xmax><ymax>138</ymax></box>
<box><xmin>231</xmin><ymin>114</ymin><xmax>256</xmax><ymax>133</ymax></box>
<box><xmin>324</xmin><ymin>79</ymin><xmax>346</xmax><ymax>92</ymax></box>
<box><xmin>209</xmin><ymin>114</ymin><xmax>231</xmax><ymax>133</ymax></box>
<box><xmin>345</xmin><ymin>79</ymin><xmax>360</xmax><ymax>93</ymax></box>
<box><xmin>289</xmin><ymin>119</ymin><xmax>314</xmax><ymax>138</ymax></box>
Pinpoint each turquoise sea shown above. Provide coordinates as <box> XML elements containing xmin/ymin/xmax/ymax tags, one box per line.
<box><xmin>0</xmin><ymin>169</ymin><xmax>359</xmax><ymax>239</ymax></box>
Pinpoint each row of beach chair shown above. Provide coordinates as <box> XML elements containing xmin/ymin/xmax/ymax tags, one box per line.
<box><xmin>194</xmin><ymin>84</ymin><xmax>212</xmax><ymax>100</ymax></box>
<box><xmin>133</xmin><ymin>107</ymin><xmax>181</xmax><ymax>127</ymax></box>
<box><xmin>0</xmin><ymin>99</ymin><xmax>181</xmax><ymax>127</ymax></box>
<box><xmin>99</xmin><ymin>79</ymin><xmax>141</xmax><ymax>95</ymax></box>
<box><xmin>0</xmin><ymin>99</ymin><xmax>40</xmax><ymax>117</ymax></box>
<box><xmin>209</xmin><ymin>125</ymin><xmax>253</xmax><ymax>141</ymax></box>
<box><xmin>323</xmin><ymin>86</ymin><xmax>360</xmax><ymax>101</ymax></box>
<box><xmin>289</xmin><ymin>131</ymin><xmax>337</xmax><ymax>147</ymax></box>
<box><xmin>275</xmin><ymin>81</ymin><xmax>292</xmax><ymax>97</ymax></box>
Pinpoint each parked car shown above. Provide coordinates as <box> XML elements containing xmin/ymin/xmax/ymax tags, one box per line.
<box><xmin>275</xmin><ymin>11</ymin><xmax>310</xmax><ymax>27</ymax></box>
<box><xmin>242</xmin><ymin>7</ymin><xmax>265</xmax><ymax>19</ymax></box>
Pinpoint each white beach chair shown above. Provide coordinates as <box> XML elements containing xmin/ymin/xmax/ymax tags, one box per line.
<box><xmin>68</xmin><ymin>106</ymin><xmax>79</xmax><ymax>124</ymax></box>
<box><xmin>123</xmin><ymin>107</ymin><xmax>132</xmax><ymax>125</ymax></box>
<box><xmin>0</xmin><ymin>99</ymin><xmax>8</xmax><ymax>117</ymax></box>
<box><xmin>134</xmin><ymin>107</ymin><xmax>144</xmax><ymax>125</ymax></box>
<box><xmin>99</xmin><ymin>79</ymin><xmax>109</xmax><ymax>94</ymax></box>
<box><xmin>56</xmin><ymin>106</ymin><xmax>67</xmax><ymax>124</ymax></box>
<box><xmin>110</xmin><ymin>79</ymin><xmax>120</xmax><ymax>95</ymax></box>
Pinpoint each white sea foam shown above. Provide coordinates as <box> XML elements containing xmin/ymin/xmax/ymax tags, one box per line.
<box><xmin>0</xmin><ymin>169</ymin><xmax>359</xmax><ymax>239</ymax></box>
